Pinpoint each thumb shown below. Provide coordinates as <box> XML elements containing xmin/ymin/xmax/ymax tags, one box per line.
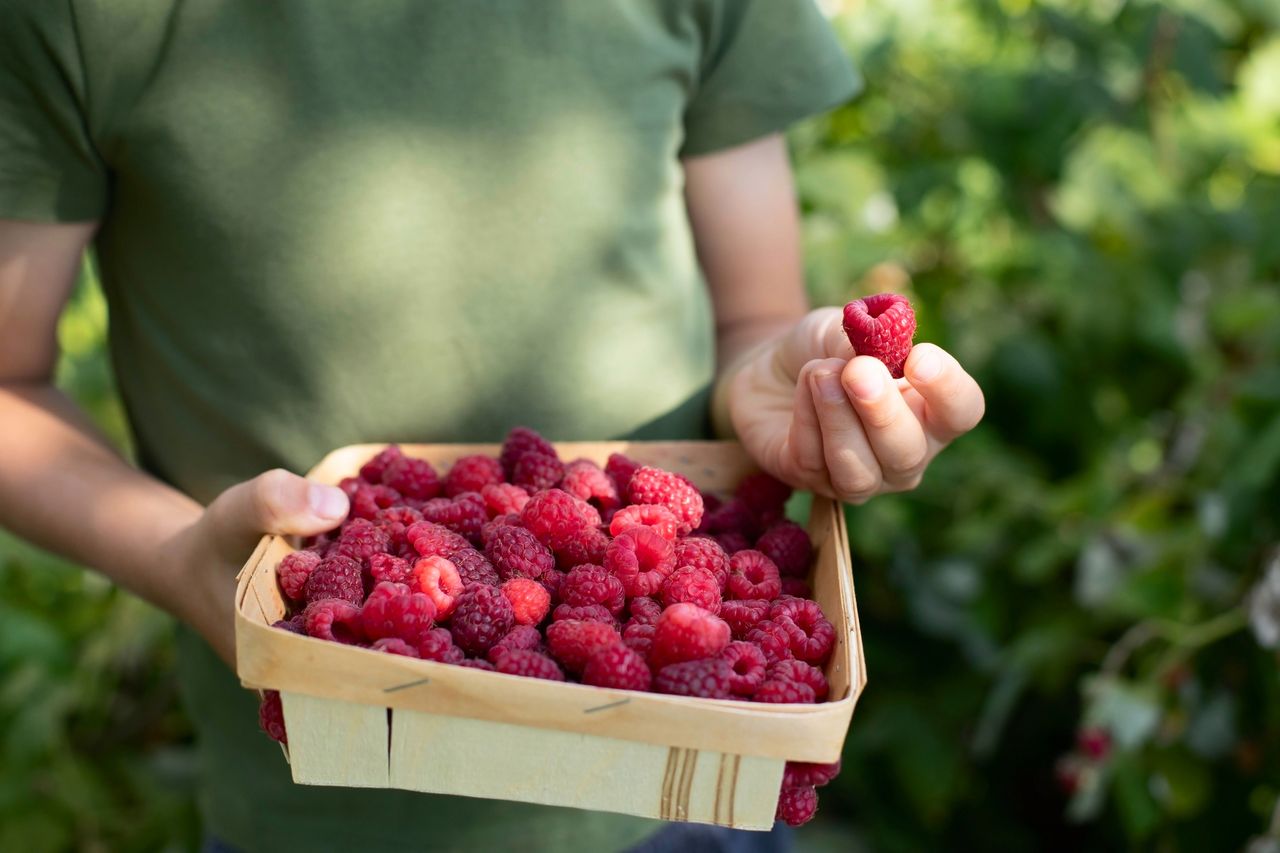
<box><xmin>773</xmin><ymin>307</ymin><xmax>855</xmax><ymax>380</ymax></box>
<box><xmin>206</xmin><ymin>469</ymin><xmax>349</xmax><ymax>556</ymax></box>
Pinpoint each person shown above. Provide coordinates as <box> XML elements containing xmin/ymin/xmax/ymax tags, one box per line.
<box><xmin>0</xmin><ymin>1</ymin><xmax>984</xmax><ymax>851</ymax></box>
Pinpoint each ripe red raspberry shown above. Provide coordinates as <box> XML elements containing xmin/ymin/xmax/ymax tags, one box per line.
<box><xmin>449</xmin><ymin>584</ymin><xmax>516</xmax><ymax>657</ymax></box>
<box><xmin>553</xmin><ymin>527</ymin><xmax>609</xmax><ymax>572</ymax></box>
<box><xmin>604</xmin><ymin>452</ymin><xmax>642</xmax><ymax>494</ymax></box>
<box><xmin>746</xmin><ymin>619</ymin><xmax>801</xmax><ymax>665</ymax></box>
<box><xmin>445</xmin><ymin>454</ymin><xmax>505</xmax><ymax>497</ymax></box>
<box><xmin>609</xmin><ymin>505</ymin><xmax>679</xmax><ymax>541</ymax></box>
<box><xmin>499</xmin><ymin>426</ymin><xmax>558</xmax><ymax>478</ymax></box>
<box><xmin>481</xmin><ymin>483</ymin><xmax>530</xmax><ymax>517</ymax></box>
<box><xmin>406</xmin><ymin>521</ymin><xmax>470</xmax><ymax>559</ymax></box>
<box><xmin>843</xmin><ymin>292</ymin><xmax>916</xmax><ymax>379</ymax></box>
<box><xmin>771</xmin><ymin>598</ymin><xmax>836</xmax><ymax>665</ymax></box>
<box><xmin>780</xmin><ymin>578</ymin><xmax>812</xmax><ymax>598</ymax></box>
<box><xmin>520</xmin><ymin>489</ymin><xmax>597</xmax><ymax>551</ymax></box>
<box><xmin>420</xmin><ymin>492</ymin><xmax>487</xmax><ymax>544</ymax></box>
<box><xmin>304</xmin><ymin>555</ymin><xmax>364</xmax><ymax>605</ymax></box>
<box><xmin>560</xmin><ymin>565</ymin><xmax>626</xmax><ymax>616</ymax></box>
<box><xmin>351</xmin><ymin>484</ymin><xmax>402</xmax><ymax>520</ymax></box>
<box><xmin>303</xmin><ymin>598</ymin><xmax>365</xmax><ymax>644</ymax></box>
<box><xmin>488</xmin><ymin>624</ymin><xmax>544</xmax><ymax>662</ymax></box>
<box><xmin>485</xmin><ymin>525</ymin><xmax>555</xmax><ymax>581</ymax></box>
<box><xmin>539</xmin><ymin>568</ymin><xmax>564</xmax><ymax>603</ymax></box>
<box><xmin>627</xmin><ymin>596</ymin><xmax>663</xmax><ymax>627</ymax></box>
<box><xmin>259</xmin><ymin>690</ymin><xmax>287</xmax><ymax>744</ymax></box>
<box><xmin>552</xmin><ymin>603</ymin><xmax>617</xmax><ymax>626</ymax></box>
<box><xmin>756</xmin><ymin>522</ymin><xmax>812</xmax><ymax>578</ymax></box>
<box><xmin>359</xmin><ymin>445</ymin><xmax>404</xmax><ymax>484</ymax></box>
<box><xmin>494</xmin><ymin>649</ymin><xmax>565</xmax><ymax>681</ymax></box>
<box><xmin>784</xmin><ymin>760</ymin><xmax>842</xmax><ymax>788</ymax></box>
<box><xmin>562</xmin><ymin>459</ymin><xmax>620</xmax><ymax>511</ymax></box>
<box><xmin>382</xmin><ymin>455</ymin><xmax>443</xmax><ymax>501</ymax></box>
<box><xmin>409</xmin><ymin>556</ymin><xmax>464</xmax><ymax>619</ymax></box>
<box><xmin>715</xmin><ymin>532</ymin><xmax>752</xmax><ymax>555</ymax></box>
<box><xmin>372</xmin><ymin>505</ymin><xmax>424</xmax><ymax>551</ymax></box>
<box><xmin>501</xmin><ymin>577</ymin><xmax>551</xmax><ymax>625</ymax></box>
<box><xmin>754</xmin><ymin>679</ymin><xmax>816</xmax><ymax>704</ymax></box>
<box><xmin>622</xmin><ymin>622</ymin><xmax>655</xmax><ymax>657</ymax></box>
<box><xmin>333</xmin><ymin>518</ymin><xmax>392</xmax><ymax>565</ymax></box>
<box><xmin>513</xmin><ymin>451</ymin><xmax>565</xmax><ymax>492</ymax></box>
<box><xmin>650</xmin><ymin>603</ymin><xmax>731</xmax><ymax>670</ymax></box>
<box><xmin>449</xmin><ymin>547</ymin><xmax>500</xmax><ymax>588</ymax></box>
<box><xmin>768</xmin><ymin>659</ymin><xmax>829</xmax><ymax>702</ymax></box>
<box><xmin>626</xmin><ymin>467</ymin><xmax>703</xmax><ymax>535</ymax></box>
<box><xmin>545</xmin><ymin>619</ymin><xmax>621</xmax><ymax>674</ymax></box>
<box><xmin>371</xmin><ymin>637</ymin><xmax>420</xmax><ymax>657</ymax></box>
<box><xmin>721</xmin><ymin>599</ymin><xmax>771</xmax><ymax>639</ymax></box>
<box><xmin>361</xmin><ymin>581</ymin><xmax>437</xmax><ymax>645</ymax></box>
<box><xmin>272</xmin><ymin>615</ymin><xmax>306</xmax><ymax>634</ymax></box>
<box><xmin>605</xmin><ymin>527</ymin><xmax>677</xmax><ymax>597</ymax></box>
<box><xmin>727</xmin><ymin>550</ymin><xmax>782</xmax><ymax>601</ymax></box>
<box><xmin>367</xmin><ymin>552</ymin><xmax>412</xmax><ymax>587</ymax></box>
<box><xmin>735</xmin><ymin>472</ymin><xmax>793</xmax><ymax>519</ymax></box>
<box><xmin>480</xmin><ymin>512</ymin><xmax>522</xmax><ymax>547</ymax></box>
<box><xmin>416</xmin><ymin>627</ymin><xmax>465</xmax><ymax>663</ymax></box>
<box><xmin>661</xmin><ymin>567</ymin><xmax>722</xmax><ymax>614</ymax></box>
<box><xmin>458</xmin><ymin>658</ymin><xmax>496</xmax><ymax>671</ymax></box>
<box><xmin>653</xmin><ymin>659</ymin><xmax>733</xmax><ymax>699</ymax></box>
<box><xmin>277</xmin><ymin>550</ymin><xmax>321</xmax><ymax>601</ymax></box>
<box><xmin>775</xmin><ymin>785</ymin><xmax>819</xmax><ymax>826</ymax></box>
<box><xmin>672</xmin><ymin>536</ymin><xmax>731</xmax><ymax>590</ymax></box>
<box><xmin>720</xmin><ymin>641</ymin><xmax>768</xmax><ymax>697</ymax></box>
<box><xmin>583</xmin><ymin>644</ymin><xmax>652</xmax><ymax>691</ymax></box>
<box><xmin>703</xmin><ymin>499</ymin><xmax>757</xmax><ymax>537</ymax></box>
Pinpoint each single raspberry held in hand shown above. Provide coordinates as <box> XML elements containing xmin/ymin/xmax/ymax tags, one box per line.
<box><xmin>627</xmin><ymin>467</ymin><xmax>704</xmax><ymax>535</ymax></box>
<box><xmin>409</xmin><ymin>556</ymin><xmax>464</xmax><ymax>618</ymax></box>
<box><xmin>361</xmin><ymin>581</ymin><xmax>437</xmax><ymax>646</ymax></box>
<box><xmin>726</xmin><ymin>550</ymin><xmax>782</xmax><ymax>601</ymax></box>
<box><xmin>278</xmin><ymin>550</ymin><xmax>321</xmax><ymax>601</ymax></box>
<box><xmin>653</xmin><ymin>659</ymin><xmax>733</xmax><ymax>699</ymax></box>
<box><xmin>776</xmin><ymin>785</ymin><xmax>819</xmax><ymax>827</ymax></box>
<box><xmin>720</xmin><ymin>641</ymin><xmax>768</xmax><ymax>697</ymax></box>
<box><xmin>583</xmin><ymin>644</ymin><xmax>652</xmax><ymax>691</ymax></box>
<box><xmin>449</xmin><ymin>584</ymin><xmax>516</xmax><ymax>657</ymax></box>
<box><xmin>304</xmin><ymin>555</ymin><xmax>364</xmax><ymax>606</ymax></box>
<box><xmin>768</xmin><ymin>659</ymin><xmax>829</xmax><ymax>702</ymax></box>
<box><xmin>605</xmin><ymin>453</ymin><xmax>643</xmax><ymax>494</ymax></box>
<box><xmin>445</xmin><ymin>454</ymin><xmax>505</xmax><ymax>497</ymax></box>
<box><xmin>609</xmin><ymin>505</ymin><xmax>680</xmax><ymax>541</ymax></box>
<box><xmin>303</xmin><ymin>598</ymin><xmax>364</xmax><ymax>644</ymax></box>
<box><xmin>486</xmin><ymin>525</ymin><xmax>555</xmax><ymax>581</ymax></box>
<box><xmin>560</xmin><ymin>565</ymin><xmax>626</xmax><ymax>616</ymax></box>
<box><xmin>562</xmin><ymin>459</ymin><xmax>620</xmax><ymax>511</ymax></box>
<box><xmin>481</xmin><ymin>483</ymin><xmax>530</xmax><ymax>518</ymax></box>
<box><xmin>416</xmin><ymin>627</ymin><xmax>465</xmax><ymax>663</ymax></box>
<box><xmin>721</xmin><ymin>599</ymin><xmax>771</xmax><ymax>639</ymax></box>
<box><xmin>627</xmin><ymin>596</ymin><xmax>663</xmax><ymax>627</ymax></box>
<box><xmin>513</xmin><ymin>451</ymin><xmax>565</xmax><ymax>492</ymax></box>
<box><xmin>494</xmin><ymin>649</ymin><xmax>565</xmax><ymax>681</ymax></box>
<box><xmin>406</xmin><ymin>521</ymin><xmax>470</xmax><ymax>559</ymax></box>
<box><xmin>605</xmin><ymin>527</ymin><xmax>677</xmax><ymax>597</ymax></box>
<box><xmin>552</xmin><ymin>602</ymin><xmax>617</xmax><ymax>626</ymax></box>
<box><xmin>499</xmin><ymin>426</ymin><xmax>557</xmax><ymax>478</ymax></box>
<box><xmin>546</xmin><ymin>619</ymin><xmax>622</xmax><ymax>674</ymax></box>
<box><xmin>450</xmin><ymin>547</ymin><xmax>501</xmax><ymax>588</ymax></box>
<box><xmin>842</xmin><ymin>291</ymin><xmax>917</xmax><ymax>379</ymax></box>
<box><xmin>502</xmin><ymin>578</ymin><xmax>552</xmax><ymax>625</ymax></box>
<box><xmin>259</xmin><ymin>690</ymin><xmax>287</xmax><ymax>744</ymax></box>
<box><xmin>650</xmin><ymin>603</ymin><xmax>731</xmax><ymax>670</ymax></box>
<box><xmin>371</xmin><ymin>637</ymin><xmax>420</xmax><ymax>657</ymax></box>
<box><xmin>755</xmin><ymin>522</ymin><xmax>812</xmax><ymax>578</ymax></box>
<box><xmin>360</xmin><ymin>445</ymin><xmax>404</xmax><ymax>484</ymax></box>
<box><xmin>488</xmin><ymin>624</ymin><xmax>544</xmax><ymax>662</ymax></box>
<box><xmin>770</xmin><ymin>598</ymin><xmax>836</xmax><ymax>666</ymax></box>
<box><xmin>382</xmin><ymin>455</ymin><xmax>443</xmax><ymax>501</ymax></box>
<box><xmin>672</xmin><ymin>537</ymin><xmax>730</xmax><ymax>590</ymax></box>
<box><xmin>754</xmin><ymin>679</ymin><xmax>816</xmax><ymax>704</ymax></box>
<box><xmin>661</xmin><ymin>566</ymin><xmax>722</xmax><ymax>614</ymax></box>
<box><xmin>784</xmin><ymin>760</ymin><xmax>842</xmax><ymax>788</ymax></box>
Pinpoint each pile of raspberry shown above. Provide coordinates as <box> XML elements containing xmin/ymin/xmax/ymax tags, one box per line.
<box><xmin>258</xmin><ymin>426</ymin><xmax>841</xmax><ymax>826</ymax></box>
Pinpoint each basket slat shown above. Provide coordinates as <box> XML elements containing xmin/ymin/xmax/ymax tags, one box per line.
<box><xmin>280</xmin><ymin>693</ymin><xmax>390</xmax><ymax>788</ymax></box>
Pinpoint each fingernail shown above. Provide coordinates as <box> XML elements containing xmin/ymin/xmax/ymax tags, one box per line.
<box><xmin>308</xmin><ymin>484</ymin><xmax>348</xmax><ymax>520</ymax></box>
<box><xmin>813</xmin><ymin>372</ymin><xmax>846</xmax><ymax>403</ymax></box>
<box><xmin>849</xmin><ymin>368</ymin><xmax>884</xmax><ymax>402</ymax></box>
<box><xmin>911</xmin><ymin>348</ymin><xmax>942</xmax><ymax>382</ymax></box>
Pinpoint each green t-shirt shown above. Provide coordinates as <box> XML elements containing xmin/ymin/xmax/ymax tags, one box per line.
<box><xmin>1</xmin><ymin>1</ymin><xmax>858</xmax><ymax>850</ymax></box>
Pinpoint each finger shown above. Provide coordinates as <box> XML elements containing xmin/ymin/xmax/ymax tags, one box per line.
<box><xmin>784</xmin><ymin>360</ymin><xmax>834</xmax><ymax>494</ymax></box>
<box><xmin>842</xmin><ymin>356</ymin><xmax>929</xmax><ymax>489</ymax></box>
<box><xmin>809</xmin><ymin>358</ymin><xmax>883</xmax><ymax>503</ymax></box>
<box><xmin>773</xmin><ymin>307</ymin><xmax>854</xmax><ymax>380</ymax></box>
<box><xmin>903</xmin><ymin>343</ymin><xmax>986</xmax><ymax>444</ymax></box>
<box><xmin>207</xmin><ymin>469</ymin><xmax>348</xmax><ymax>556</ymax></box>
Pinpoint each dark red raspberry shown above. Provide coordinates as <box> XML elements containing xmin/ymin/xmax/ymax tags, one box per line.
<box><xmin>552</xmin><ymin>603</ymin><xmax>617</xmax><ymax>626</ymax></box>
<box><xmin>626</xmin><ymin>467</ymin><xmax>704</xmax><ymax>535</ymax></box>
<box><xmin>450</xmin><ymin>547</ymin><xmax>501</xmax><ymax>588</ymax></box>
<box><xmin>520</xmin><ymin>489</ymin><xmax>596</xmax><ymax>551</ymax></box>
<box><xmin>661</xmin><ymin>566</ymin><xmax>722</xmax><ymax>614</ymax></box>
<box><xmin>499</xmin><ymin>426</ymin><xmax>558</xmax><ymax>478</ymax></box>
<box><xmin>420</xmin><ymin>492</ymin><xmax>486</xmax><ymax>544</ymax></box>
<box><xmin>381</xmin><ymin>455</ymin><xmax>443</xmax><ymax>501</ymax></box>
<box><xmin>714</xmin><ymin>532</ymin><xmax>752</xmax><ymax>556</ymax></box>
<box><xmin>449</xmin><ymin>584</ymin><xmax>516</xmax><ymax>657</ymax></box>
<box><xmin>373</xmin><ymin>505</ymin><xmax>424</xmax><ymax>551</ymax></box>
<box><xmin>780</xmin><ymin>578</ymin><xmax>813</xmax><ymax>598</ymax></box>
<box><xmin>775</xmin><ymin>785</ymin><xmax>819</xmax><ymax>826</ymax></box>
<box><xmin>609</xmin><ymin>504</ymin><xmax>679</xmax><ymax>541</ymax></box>
<box><xmin>501</xmin><ymin>577</ymin><xmax>551</xmax><ymax>625</ymax></box>
<box><xmin>359</xmin><ymin>445</ymin><xmax>404</xmax><ymax>484</ymax></box>
<box><xmin>371</xmin><ymin>637</ymin><xmax>420</xmax><ymax>657</ymax></box>
<box><xmin>703</xmin><ymin>499</ymin><xmax>757</xmax><ymax>537</ymax></box>
<box><xmin>494</xmin><ymin>649</ymin><xmax>565</xmax><ymax>681</ymax></box>
<box><xmin>408</xmin><ymin>556</ymin><xmax>464</xmax><ymax>619</ymax></box>
<box><xmin>303</xmin><ymin>598</ymin><xmax>364</xmax><ymax>644</ymax></box>
<box><xmin>278</xmin><ymin>550</ymin><xmax>321</xmax><ymax>601</ymax></box>
<box><xmin>843</xmin><ymin>292</ymin><xmax>916</xmax><ymax>379</ymax></box>
<box><xmin>361</xmin><ymin>581</ymin><xmax>437</xmax><ymax>646</ymax></box>
<box><xmin>754</xmin><ymin>679</ymin><xmax>816</xmax><ymax>704</ymax></box>
<box><xmin>1077</xmin><ymin>727</ymin><xmax>1113</xmax><ymax>761</ymax></box>
<box><xmin>721</xmin><ymin>599</ymin><xmax>771</xmax><ymax>639</ymax></box>
<box><xmin>604</xmin><ymin>452</ymin><xmax>642</xmax><ymax>494</ymax></box>
<box><xmin>259</xmin><ymin>690</ymin><xmax>287</xmax><ymax>744</ymax></box>
<box><xmin>553</xmin><ymin>527</ymin><xmax>609</xmax><ymax>572</ymax></box>
<box><xmin>351</xmin><ymin>484</ymin><xmax>402</xmax><ymax>520</ymax></box>
<box><xmin>480</xmin><ymin>512</ymin><xmax>522</xmax><ymax>546</ymax></box>
<box><xmin>488</xmin><ymin>624</ymin><xmax>544</xmax><ymax>662</ymax></box>
<box><xmin>458</xmin><ymin>658</ymin><xmax>496</xmax><ymax>671</ymax></box>
<box><xmin>481</xmin><ymin>483</ymin><xmax>530</xmax><ymax>517</ymax></box>
<box><xmin>746</xmin><ymin>619</ymin><xmax>801</xmax><ymax>665</ymax></box>
<box><xmin>735</xmin><ymin>472</ymin><xmax>793</xmax><ymax>520</ymax></box>
<box><xmin>672</xmin><ymin>536</ymin><xmax>731</xmax><ymax>590</ymax></box>
<box><xmin>727</xmin><ymin>550</ymin><xmax>782</xmax><ymax>601</ymax></box>
<box><xmin>622</xmin><ymin>622</ymin><xmax>655</xmax><ymax>658</ymax></box>
<box><xmin>784</xmin><ymin>760</ymin><xmax>842</xmax><ymax>788</ymax></box>
<box><xmin>583</xmin><ymin>644</ymin><xmax>652</xmax><ymax>691</ymax></box>
<box><xmin>333</xmin><ymin>518</ymin><xmax>392</xmax><ymax>565</ymax></box>
<box><xmin>768</xmin><ymin>659</ymin><xmax>829</xmax><ymax>702</ymax></box>
<box><xmin>539</xmin><ymin>568</ymin><xmax>564</xmax><ymax>603</ymax></box>
<box><xmin>368</xmin><ymin>552</ymin><xmax>413</xmax><ymax>586</ymax></box>
<box><xmin>445</xmin><ymin>454</ymin><xmax>505</xmax><ymax>497</ymax></box>
<box><xmin>770</xmin><ymin>598</ymin><xmax>836</xmax><ymax>666</ymax></box>
<box><xmin>416</xmin><ymin>627</ymin><xmax>465</xmax><ymax>663</ymax></box>
<box><xmin>627</xmin><ymin>596</ymin><xmax>663</xmax><ymax>627</ymax></box>
<box><xmin>653</xmin><ymin>659</ymin><xmax>733</xmax><ymax>699</ymax></box>
<box><xmin>561</xmin><ymin>459</ymin><xmax>620</xmax><ymax>511</ymax></box>
<box><xmin>756</xmin><ymin>522</ymin><xmax>812</xmax><ymax>578</ymax></box>
<box><xmin>560</xmin><ymin>565</ymin><xmax>626</xmax><ymax>616</ymax></box>
<box><xmin>720</xmin><ymin>641</ymin><xmax>768</xmax><ymax>697</ymax></box>
<box><xmin>605</xmin><ymin>527</ymin><xmax>677</xmax><ymax>597</ymax></box>
<box><xmin>272</xmin><ymin>616</ymin><xmax>306</xmax><ymax>634</ymax></box>
<box><xmin>513</xmin><ymin>451</ymin><xmax>565</xmax><ymax>492</ymax></box>
<box><xmin>304</xmin><ymin>555</ymin><xmax>364</xmax><ymax>606</ymax></box>
<box><xmin>650</xmin><ymin>603</ymin><xmax>731</xmax><ymax>670</ymax></box>
<box><xmin>406</xmin><ymin>521</ymin><xmax>470</xmax><ymax>559</ymax></box>
<box><xmin>546</xmin><ymin>619</ymin><xmax>621</xmax><ymax>675</ymax></box>
<box><xmin>485</xmin><ymin>525</ymin><xmax>555</xmax><ymax>581</ymax></box>
<box><xmin>700</xmin><ymin>490</ymin><xmax>723</xmax><ymax>515</ymax></box>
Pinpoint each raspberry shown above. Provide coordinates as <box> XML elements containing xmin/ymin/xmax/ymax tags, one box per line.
<box><xmin>770</xmin><ymin>598</ymin><xmax>836</xmax><ymax>665</ymax></box>
<box><xmin>488</xmin><ymin>624</ymin><xmax>544</xmax><ymax>662</ymax></box>
<box><xmin>304</xmin><ymin>555</ymin><xmax>364</xmax><ymax>605</ymax></box>
<box><xmin>373</xmin><ymin>505</ymin><xmax>424</xmax><ymax>551</ymax></box>
<box><xmin>485</xmin><ymin>525</ymin><xmax>555</xmax><ymax>581</ymax></box>
<box><xmin>513</xmin><ymin>451</ymin><xmax>566</xmax><ymax>492</ymax></box>
<box><xmin>277</xmin><ymin>550</ymin><xmax>321</xmax><ymax>601</ymax></box>
<box><xmin>448</xmin><ymin>546</ymin><xmax>500</xmax><ymax>588</ymax></box>
<box><xmin>583</xmin><ymin>644</ymin><xmax>652</xmax><ymax>691</ymax></box>
<box><xmin>627</xmin><ymin>595</ymin><xmax>663</xmax><ymax>627</ymax></box>
<box><xmin>303</xmin><ymin>598</ymin><xmax>364</xmax><ymax>644</ymax></box>
<box><xmin>367</xmin><ymin>552</ymin><xmax>413</xmax><ymax>587</ymax></box>
<box><xmin>339</xmin><ymin>476</ymin><xmax>363</xmax><ymax>497</ymax></box>
<box><xmin>560</xmin><ymin>565</ymin><xmax>626</xmax><ymax>616</ymax></box>
<box><xmin>259</xmin><ymin>690</ymin><xmax>287</xmax><ymax>744</ymax></box>
<box><xmin>359</xmin><ymin>445</ymin><xmax>404</xmax><ymax>484</ymax></box>
<box><xmin>272</xmin><ymin>615</ymin><xmax>306</xmax><ymax>634</ymax></box>
<box><xmin>700</xmin><ymin>490</ymin><xmax>723</xmax><ymax>515</ymax></box>
<box><xmin>735</xmin><ymin>472</ymin><xmax>793</xmax><ymax>520</ymax></box>
<box><xmin>333</xmin><ymin>518</ymin><xmax>392</xmax><ymax>565</ymax></box>
<box><xmin>721</xmin><ymin>599</ymin><xmax>771</xmax><ymax>639</ymax></box>
<box><xmin>351</xmin><ymin>484</ymin><xmax>402</xmax><ymax>520</ymax></box>
<box><xmin>626</xmin><ymin>467</ymin><xmax>703</xmax><ymax>535</ymax></box>
<box><xmin>703</xmin><ymin>500</ymin><xmax>756</xmax><ymax>537</ymax></box>
<box><xmin>406</xmin><ymin>521</ymin><xmax>470</xmax><ymax>559</ymax></box>
<box><xmin>445</xmin><ymin>454</ymin><xmax>505</xmax><ymax>497</ymax></box>
<box><xmin>605</xmin><ymin>527</ymin><xmax>677</xmax><ymax>597</ymax></box>
<box><xmin>501</xmin><ymin>577</ymin><xmax>551</xmax><ymax>625</ymax></box>
<box><xmin>604</xmin><ymin>452</ymin><xmax>642</xmax><ymax>494</ymax></box>
<box><xmin>727</xmin><ymin>550</ymin><xmax>782</xmax><ymax>601</ymax></box>
<box><xmin>458</xmin><ymin>658</ymin><xmax>496</xmax><ymax>671</ymax></box>
<box><xmin>715</xmin><ymin>532</ymin><xmax>752</xmax><ymax>555</ymax></box>
<box><xmin>756</xmin><ymin>522</ymin><xmax>812</xmax><ymax>578</ymax></box>
<box><xmin>784</xmin><ymin>759</ymin><xmax>842</xmax><ymax>788</ymax></box>
<box><xmin>780</xmin><ymin>577</ymin><xmax>813</xmax><ymax>599</ymax></box>
<box><xmin>545</xmin><ymin>619</ymin><xmax>621</xmax><ymax>674</ymax></box>
<box><xmin>552</xmin><ymin>527</ymin><xmax>609</xmax><ymax>571</ymax></box>
<box><xmin>653</xmin><ymin>659</ymin><xmax>733</xmax><ymax>699</ymax></box>
<box><xmin>775</xmin><ymin>785</ymin><xmax>819</xmax><ymax>827</ymax></box>
<box><xmin>842</xmin><ymin>292</ymin><xmax>917</xmax><ymax>379</ymax></box>
<box><xmin>449</xmin><ymin>584</ymin><xmax>516</xmax><ymax>657</ymax></box>
<box><xmin>416</xmin><ymin>627</ymin><xmax>465</xmax><ymax>663</ymax></box>
<box><xmin>539</xmin><ymin>568</ymin><xmax>564</xmax><ymax>603</ymax></box>
<box><xmin>720</xmin><ymin>641</ymin><xmax>768</xmax><ymax>697</ymax></box>
<box><xmin>609</xmin><ymin>504</ymin><xmax>680</xmax><ymax>541</ymax></box>
<box><xmin>499</xmin><ymin>426</ymin><xmax>558</xmax><ymax>477</ymax></box>
<box><xmin>381</xmin><ymin>455</ymin><xmax>443</xmax><ymax>501</ymax></box>
<box><xmin>1077</xmin><ymin>727</ymin><xmax>1113</xmax><ymax>761</ymax></box>
<box><xmin>552</xmin><ymin>603</ymin><xmax>617</xmax><ymax>626</ymax></box>
<box><xmin>650</xmin><ymin>603</ymin><xmax>731</xmax><ymax>670</ymax></box>
<box><xmin>754</xmin><ymin>679</ymin><xmax>816</xmax><ymax>704</ymax></box>
<box><xmin>494</xmin><ymin>649</ymin><xmax>565</xmax><ymax>681</ymax></box>
<box><xmin>481</xmin><ymin>483</ymin><xmax>530</xmax><ymax>517</ymax></box>
<box><xmin>746</xmin><ymin>619</ymin><xmax>801</xmax><ymax>665</ymax></box>
<box><xmin>672</xmin><ymin>537</ymin><xmax>731</xmax><ymax>592</ymax></box>
<box><xmin>561</xmin><ymin>459</ymin><xmax>620</xmax><ymax>511</ymax></box>
<box><xmin>420</xmin><ymin>492</ymin><xmax>486</xmax><ymax>544</ymax></box>
<box><xmin>661</xmin><ymin>567</ymin><xmax>722</xmax><ymax>614</ymax></box>
<box><xmin>480</xmin><ymin>512</ymin><xmax>522</xmax><ymax>546</ymax></box>
<box><xmin>520</xmin><ymin>489</ymin><xmax>597</xmax><ymax>551</ymax></box>
<box><xmin>371</xmin><ymin>637</ymin><xmax>420</xmax><ymax>658</ymax></box>
<box><xmin>409</xmin><ymin>556</ymin><xmax>464</xmax><ymax>619</ymax></box>
<box><xmin>768</xmin><ymin>659</ymin><xmax>829</xmax><ymax>702</ymax></box>
<box><xmin>622</xmin><ymin>622</ymin><xmax>655</xmax><ymax>657</ymax></box>
<box><xmin>361</xmin><ymin>581</ymin><xmax>437</xmax><ymax>646</ymax></box>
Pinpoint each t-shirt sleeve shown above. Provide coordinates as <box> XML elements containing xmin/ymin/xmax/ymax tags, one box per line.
<box><xmin>0</xmin><ymin>0</ymin><xmax>108</xmax><ymax>221</ymax></box>
<box><xmin>681</xmin><ymin>0</ymin><xmax>861</xmax><ymax>157</ymax></box>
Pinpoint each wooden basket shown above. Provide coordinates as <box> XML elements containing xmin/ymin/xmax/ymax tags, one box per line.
<box><xmin>235</xmin><ymin>441</ymin><xmax>866</xmax><ymax>830</ymax></box>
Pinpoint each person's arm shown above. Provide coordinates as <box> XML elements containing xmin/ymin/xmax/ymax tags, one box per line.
<box><xmin>684</xmin><ymin>135</ymin><xmax>985</xmax><ymax>502</ymax></box>
<box><xmin>0</xmin><ymin>219</ymin><xmax>349</xmax><ymax>667</ymax></box>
